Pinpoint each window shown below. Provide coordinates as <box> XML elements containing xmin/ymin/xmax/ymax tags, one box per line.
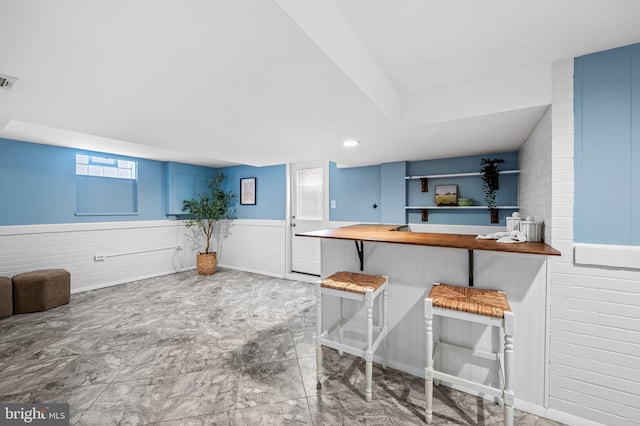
<box><xmin>76</xmin><ymin>154</ymin><xmax>137</xmax><ymax>180</ymax></box>
<box><xmin>75</xmin><ymin>153</ymin><xmax>139</xmax><ymax>215</ymax></box>
<box><xmin>296</xmin><ymin>167</ymin><xmax>323</xmax><ymax>221</ymax></box>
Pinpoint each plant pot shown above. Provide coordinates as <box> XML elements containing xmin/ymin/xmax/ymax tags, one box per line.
<box><xmin>197</xmin><ymin>252</ymin><xmax>217</xmax><ymax>275</ymax></box>
<box><xmin>490</xmin><ymin>208</ymin><xmax>499</xmax><ymax>224</ymax></box>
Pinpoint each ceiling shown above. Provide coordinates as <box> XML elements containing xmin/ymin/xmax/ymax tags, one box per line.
<box><xmin>1</xmin><ymin>1</ymin><xmax>640</xmax><ymax>168</ymax></box>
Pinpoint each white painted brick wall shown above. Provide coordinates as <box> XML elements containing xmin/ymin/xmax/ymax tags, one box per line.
<box><xmin>0</xmin><ymin>220</ymin><xmax>194</xmax><ymax>293</ymax></box>
<box><xmin>519</xmin><ymin>106</ymin><xmax>552</xmax><ymax>242</ymax></box>
<box><xmin>0</xmin><ymin>219</ymin><xmax>286</xmax><ymax>294</ymax></box>
<box><xmin>547</xmin><ymin>58</ymin><xmax>640</xmax><ymax>426</ymax></box>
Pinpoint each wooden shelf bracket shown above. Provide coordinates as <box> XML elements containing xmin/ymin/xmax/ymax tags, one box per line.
<box><xmin>421</xmin><ymin>178</ymin><xmax>429</xmax><ymax>192</ymax></box>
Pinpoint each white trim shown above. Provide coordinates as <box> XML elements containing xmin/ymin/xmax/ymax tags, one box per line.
<box><xmin>0</xmin><ymin>218</ymin><xmax>285</xmax><ymax>236</ymax></box>
<box><xmin>285</xmin><ymin>163</ymin><xmax>293</xmax><ymax>277</ymax></box>
<box><xmin>217</xmin><ymin>263</ymin><xmax>284</xmax><ymax>279</ymax></box>
<box><xmin>284</xmin><ymin>272</ymin><xmax>318</xmax><ymax>284</ymax></box>
<box><xmin>545</xmin><ymin>408</ymin><xmax>606</xmax><ymax>426</ymax></box>
<box><xmin>544</xmin><ymin>255</ymin><xmax>551</xmax><ymax>409</ymax></box>
<box><xmin>0</xmin><ymin>219</ymin><xmax>176</xmax><ymax>236</ymax></box>
<box><xmin>574</xmin><ymin>243</ymin><xmax>640</xmax><ymax>270</ymax></box>
<box><xmin>230</xmin><ymin>219</ymin><xmax>285</xmax><ymax>227</ymax></box>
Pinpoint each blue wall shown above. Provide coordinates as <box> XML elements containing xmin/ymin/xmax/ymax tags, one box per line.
<box><xmin>0</xmin><ymin>139</ymin><xmax>288</xmax><ymax>225</ymax></box>
<box><xmin>219</xmin><ymin>164</ymin><xmax>286</xmax><ymax>220</ymax></box>
<box><xmin>329</xmin><ymin>153</ymin><xmax>517</xmax><ymax>226</ymax></box>
<box><xmin>0</xmin><ymin>138</ymin><xmax>166</xmax><ymax>225</ymax></box>
<box><xmin>329</xmin><ymin>162</ymin><xmax>381</xmax><ymax>222</ymax></box>
<box><xmin>575</xmin><ymin>43</ymin><xmax>640</xmax><ymax>245</ymax></box>
<box><xmin>380</xmin><ymin>161</ymin><xmax>407</xmax><ymax>224</ymax></box>
<box><xmin>165</xmin><ymin>161</ymin><xmax>218</xmax><ymax>215</ymax></box>
<box><xmin>406</xmin><ymin>152</ymin><xmax>519</xmax><ymax>225</ymax></box>
<box><xmin>2</xmin><ymin>138</ymin><xmax>519</xmax><ymax>227</ymax></box>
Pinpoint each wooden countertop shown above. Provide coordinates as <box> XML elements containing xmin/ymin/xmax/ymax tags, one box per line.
<box><xmin>296</xmin><ymin>224</ymin><xmax>561</xmax><ymax>256</ymax></box>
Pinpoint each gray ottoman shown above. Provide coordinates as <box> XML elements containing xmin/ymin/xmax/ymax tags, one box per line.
<box><xmin>0</xmin><ymin>277</ymin><xmax>12</xmax><ymax>318</ymax></box>
<box><xmin>12</xmin><ymin>269</ymin><xmax>71</xmax><ymax>314</ymax></box>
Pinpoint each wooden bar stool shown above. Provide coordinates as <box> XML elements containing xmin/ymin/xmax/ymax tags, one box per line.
<box><xmin>424</xmin><ymin>283</ymin><xmax>515</xmax><ymax>426</ymax></box>
<box><xmin>316</xmin><ymin>271</ymin><xmax>389</xmax><ymax>402</ymax></box>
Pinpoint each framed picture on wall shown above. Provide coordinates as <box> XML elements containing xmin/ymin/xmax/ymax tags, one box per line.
<box><xmin>434</xmin><ymin>184</ymin><xmax>457</xmax><ymax>206</ymax></box>
<box><xmin>240</xmin><ymin>177</ymin><xmax>257</xmax><ymax>205</ymax></box>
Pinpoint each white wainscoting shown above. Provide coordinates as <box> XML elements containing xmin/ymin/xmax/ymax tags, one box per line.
<box><xmin>0</xmin><ymin>220</ymin><xmax>193</xmax><ymax>293</ymax></box>
<box><xmin>320</xmin><ymin>238</ymin><xmax>549</xmax><ymax>410</ymax></box>
<box><xmin>214</xmin><ymin>219</ymin><xmax>286</xmax><ymax>278</ymax></box>
<box><xmin>0</xmin><ymin>219</ymin><xmax>287</xmax><ymax>293</ymax></box>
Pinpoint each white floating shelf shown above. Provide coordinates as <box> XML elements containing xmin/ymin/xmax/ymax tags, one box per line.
<box><xmin>405</xmin><ymin>170</ymin><xmax>520</xmax><ymax>180</ymax></box>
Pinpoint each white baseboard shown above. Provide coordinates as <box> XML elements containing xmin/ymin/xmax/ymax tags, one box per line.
<box><xmin>217</xmin><ymin>263</ymin><xmax>284</xmax><ymax>279</ymax></box>
<box><xmin>284</xmin><ymin>272</ymin><xmax>319</xmax><ymax>284</ymax></box>
<box><xmin>545</xmin><ymin>408</ymin><xmax>606</xmax><ymax>426</ymax></box>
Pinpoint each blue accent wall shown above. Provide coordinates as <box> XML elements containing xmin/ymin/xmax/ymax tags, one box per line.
<box><xmin>380</xmin><ymin>162</ymin><xmax>407</xmax><ymax>224</ymax></box>
<box><xmin>218</xmin><ymin>164</ymin><xmax>286</xmax><ymax>220</ymax></box>
<box><xmin>407</xmin><ymin>153</ymin><xmax>519</xmax><ymax>225</ymax></box>
<box><xmin>574</xmin><ymin>43</ymin><xmax>640</xmax><ymax>245</ymax></box>
<box><xmin>329</xmin><ymin>162</ymin><xmax>381</xmax><ymax>222</ymax></box>
<box><xmin>2</xmin><ymin>138</ymin><xmax>520</xmax><ymax>227</ymax></box>
<box><xmin>0</xmin><ymin>138</ymin><xmax>167</xmax><ymax>225</ymax></box>
<box><xmin>328</xmin><ymin>154</ymin><xmax>518</xmax><ymax>225</ymax></box>
<box><xmin>164</xmin><ymin>161</ymin><xmax>218</xmax><ymax>215</ymax></box>
<box><xmin>76</xmin><ymin>176</ymin><xmax>138</xmax><ymax>214</ymax></box>
<box><xmin>0</xmin><ymin>138</ymin><xmax>285</xmax><ymax>225</ymax></box>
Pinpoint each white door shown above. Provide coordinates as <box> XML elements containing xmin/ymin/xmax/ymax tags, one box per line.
<box><xmin>290</xmin><ymin>162</ymin><xmax>329</xmax><ymax>276</ymax></box>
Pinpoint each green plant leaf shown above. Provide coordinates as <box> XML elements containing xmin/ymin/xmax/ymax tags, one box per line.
<box><xmin>181</xmin><ymin>173</ymin><xmax>238</xmax><ymax>254</ymax></box>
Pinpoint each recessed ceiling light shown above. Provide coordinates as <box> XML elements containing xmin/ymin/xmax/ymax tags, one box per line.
<box><xmin>343</xmin><ymin>139</ymin><xmax>359</xmax><ymax>147</ymax></box>
<box><xmin>0</xmin><ymin>73</ymin><xmax>18</xmax><ymax>91</ymax></box>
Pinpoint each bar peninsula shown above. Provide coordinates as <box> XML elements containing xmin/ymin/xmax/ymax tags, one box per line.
<box><xmin>296</xmin><ymin>223</ymin><xmax>561</xmax><ymax>412</ymax></box>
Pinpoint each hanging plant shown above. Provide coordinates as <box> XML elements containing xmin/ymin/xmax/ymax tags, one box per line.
<box><xmin>480</xmin><ymin>158</ymin><xmax>505</xmax><ymax>209</ymax></box>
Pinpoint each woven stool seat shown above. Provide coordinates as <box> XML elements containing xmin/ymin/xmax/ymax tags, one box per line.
<box><xmin>322</xmin><ymin>271</ymin><xmax>387</xmax><ymax>294</ymax></box>
<box><xmin>428</xmin><ymin>283</ymin><xmax>511</xmax><ymax>318</ymax></box>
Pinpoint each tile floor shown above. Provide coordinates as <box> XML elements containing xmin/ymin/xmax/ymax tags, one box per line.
<box><xmin>0</xmin><ymin>269</ymin><xmax>564</xmax><ymax>425</ymax></box>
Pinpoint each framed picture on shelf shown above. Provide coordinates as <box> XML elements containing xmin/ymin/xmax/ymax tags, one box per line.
<box><xmin>240</xmin><ymin>177</ymin><xmax>256</xmax><ymax>205</ymax></box>
<box><xmin>435</xmin><ymin>184</ymin><xmax>457</xmax><ymax>206</ymax></box>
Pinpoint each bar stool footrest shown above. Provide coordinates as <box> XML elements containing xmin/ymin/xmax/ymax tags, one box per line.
<box><xmin>432</xmin><ymin>371</ymin><xmax>504</xmax><ymax>401</ymax></box>
<box><xmin>321</xmin><ymin>329</ymin><xmax>386</xmax><ymax>358</ymax></box>
<box><xmin>437</xmin><ymin>341</ymin><xmax>500</xmax><ymax>362</ymax></box>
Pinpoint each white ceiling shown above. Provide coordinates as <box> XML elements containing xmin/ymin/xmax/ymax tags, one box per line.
<box><xmin>1</xmin><ymin>0</ymin><xmax>640</xmax><ymax>168</ymax></box>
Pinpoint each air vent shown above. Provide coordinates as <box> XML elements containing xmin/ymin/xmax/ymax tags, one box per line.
<box><xmin>0</xmin><ymin>74</ymin><xmax>18</xmax><ymax>90</ymax></box>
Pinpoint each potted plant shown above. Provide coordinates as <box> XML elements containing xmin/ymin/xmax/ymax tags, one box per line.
<box><xmin>480</xmin><ymin>158</ymin><xmax>504</xmax><ymax>223</ymax></box>
<box><xmin>182</xmin><ymin>173</ymin><xmax>237</xmax><ymax>275</ymax></box>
